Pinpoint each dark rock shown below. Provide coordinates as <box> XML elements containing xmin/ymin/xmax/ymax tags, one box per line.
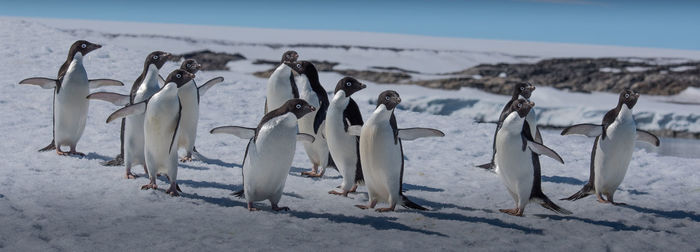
<box><xmin>172</xmin><ymin>50</ymin><xmax>246</xmax><ymax>71</ymax></box>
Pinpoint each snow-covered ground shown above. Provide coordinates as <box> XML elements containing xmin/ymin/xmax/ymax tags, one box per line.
<box><xmin>0</xmin><ymin>17</ymin><xmax>698</xmax><ymax>251</ymax></box>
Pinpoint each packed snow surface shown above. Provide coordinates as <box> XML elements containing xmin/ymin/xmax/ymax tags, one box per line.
<box><xmin>0</xmin><ymin>17</ymin><xmax>698</xmax><ymax>251</ymax></box>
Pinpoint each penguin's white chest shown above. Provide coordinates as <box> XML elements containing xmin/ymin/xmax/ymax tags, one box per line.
<box><xmin>244</xmin><ymin>114</ymin><xmax>298</xmax><ymax>202</ymax></box>
<box><xmin>495</xmin><ymin>115</ymin><xmax>534</xmax><ymax>205</ymax></box>
<box><xmin>326</xmin><ymin>99</ymin><xmax>359</xmax><ymax>188</ymax></box>
<box><xmin>360</xmin><ymin>116</ymin><xmax>402</xmax><ymax>203</ymax></box>
<box><xmin>297</xmin><ymin>76</ymin><xmax>328</xmax><ymax>166</ymax></box>
<box><xmin>54</xmin><ymin>59</ymin><xmax>89</xmax><ymax>146</ymax></box>
<box><xmin>266</xmin><ymin>65</ymin><xmax>294</xmax><ymax>111</ymax></box>
<box><xmin>144</xmin><ymin>89</ymin><xmax>180</xmax><ymax>174</ymax></box>
<box><xmin>177</xmin><ymin>81</ymin><xmax>199</xmax><ymax>151</ymax></box>
<box><xmin>595</xmin><ymin>107</ymin><xmax>636</xmax><ymax>194</ymax></box>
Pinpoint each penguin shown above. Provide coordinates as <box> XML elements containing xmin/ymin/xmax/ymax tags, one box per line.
<box><xmin>290</xmin><ymin>61</ymin><xmax>333</xmax><ymax>177</ymax></box>
<box><xmin>494</xmin><ymin>98</ymin><xmax>571</xmax><ymax>216</ymax></box>
<box><xmin>264</xmin><ymin>51</ymin><xmax>299</xmax><ymax>113</ymax></box>
<box><xmin>87</xmin><ymin>51</ymin><xmax>172</xmax><ymax>177</ymax></box>
<box><xmin>348</xmin><ymin>90</ymin><xmax>444</xmax><ymax>212</ymax></box>
<box><xmin>561</xmin><ymin>89</ymin><xmax>660</xmax><ymax>205</ymax></box>
<box><xmin>175</xmin><ymin>59</ymin><xmax>225</xmax><ymax>162</ymax></box>
<box><xmin>325</xmin><ymin>77</ymin><xmax>367</xmax><ymax>196</ymax></box>
<box><xmin>210</xmin><ymin>99</ymin><xmax>316</xmax><ymax>211</ymax></box>
<box><xmin>478</xmin><ymin>82</ymin><xmax>539</xmax><ymax>170</ymax></box>
<box><xmin>19</xmin><ymin>40</ymin><xmax>124</xmax><ymax>156</ymax></box>
<box><xmin>106</xmin><ymin>69</ymin><xmax>195</xmax><ymax>196</ymax></box>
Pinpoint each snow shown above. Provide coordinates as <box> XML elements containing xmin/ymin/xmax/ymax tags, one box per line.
<box><xmin>0</xmin><ymin>17</ymin><xmax>699</xmax><ymax>251</ymax></box>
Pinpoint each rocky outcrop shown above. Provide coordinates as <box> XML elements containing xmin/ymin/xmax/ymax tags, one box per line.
<box><xmin>172</xmin><ymin>50</ymin><xmax>246</xmax><ymax>71</ymax></box>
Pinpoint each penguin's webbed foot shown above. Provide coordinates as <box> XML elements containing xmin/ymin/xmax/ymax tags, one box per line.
<box><xmin>328</xmin><ymin>190</ymin><xmax>349</xmax><ymax>197</ymax></box>
<box><xmin>166</xmin><ymin>188</ymin><xmax>180</xmax><ymax>197</ymax></box>
<box><xmin>349</xmin><ymin>185</ymin><xmax>358</xmax><ymax>193</ymax></box>
<box><xmin>355</xmin><ymin>204</ymin><xmax>370</xmax><ymax>210</ymax></box>
<box><xmin>247</xmin><ymin>202</ymin><xmax>259</xmax><ymax>211</ymax></box>
<box><xmin>271</xmin><ymin>205</ymin><xmax>290</xmax><ymax>212</ymax></box>
<box><xmin>499</xmin><ymin>208</ymin><xmax>523</xmax><ymax>216</ymax></box>
<box><xmin>59</xmin><ymin>150</ymin><xmax>85</xmax><ymax>157</ymax></box>
<box><xmin>125</xmin><ymin>172</ymin><xmax>138</xmax><ymax>179</ymax></box>
<box><xmin>179</xmin><ymin>155</ymin><xmax>193</xmax><ymax>163</ymax></box>
<box><xmin>375</xmin><ymin>207</ymin><xmax>395</xmax><ymax>212</ymax></box>
<box><xmin>141</xmin><ymin>183</ymin><xmax>158</xmax><ymax>190</ymax></box>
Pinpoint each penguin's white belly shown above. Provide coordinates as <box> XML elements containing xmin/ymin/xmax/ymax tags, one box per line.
<box><xmin>495</xmin><ymin>130</ymin><xmax>533</xmax><ymax>205</ymax></box>
<box><xmin>124</xmin><ymin>114</ymin><xmax>146</xmax><ymax>166</ymax></box>
<box><xmin>594</xmin><ymin>119</ymin><xmax>636</xmax><ymax>194</ymax></box>
<box><xmin>360</xmin><ymin>124</ymin><xmax>401</xmax><ymax>204</ymax></box>
<box><xmin>266</xmin><ymin>65</ymin><xmax>294</xmax><ymax>111</ymax></box>
<box><xmin>177</xmin><ymin>83</ymin><xmax>199</xmax><ymax>152</ymax></box>
<box><xmin>144</xmin><ymin>100</ymin><xmax>179</xmax><ymax>175</ymax></box>
<box><xmin>54</xmin><ymin>67</ymin><xmax>89</xmax><ymax>146</ymax></box>
<box><xmin>244</xmin><ymin>119</ymin><xmax>297</xmax><ymax>202</ymax></box>
<box><xmin>326</xmin><ymin>107</ymin><xmax>358</xmax><ymax>189</ymax></box>
<box><xmin>298</xmin><ymin>92</ymin><xmax>328</xmax><ymax>166</ymax></box>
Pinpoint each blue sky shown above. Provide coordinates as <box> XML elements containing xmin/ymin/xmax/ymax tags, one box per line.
<box><xmin>1</xmin><ymin>0</ymin><xmax>699</xmax><ymax>50</ymax></box>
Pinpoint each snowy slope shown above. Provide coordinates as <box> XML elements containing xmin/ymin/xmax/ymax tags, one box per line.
<box><xmin>0</xmin><ymin>17</ymin><xmax>699</xmax><ymax>251</ymax></box>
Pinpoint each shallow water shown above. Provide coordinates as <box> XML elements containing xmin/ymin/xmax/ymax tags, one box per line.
<box><xmin>637</xmin><ymin>136</ymin><xmax>700</xmax><ymax>159</ymax></box>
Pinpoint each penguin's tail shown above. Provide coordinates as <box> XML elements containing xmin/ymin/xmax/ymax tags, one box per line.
<box><xmin>38</xmin><ymin>140</ymin><xmax>56</xmax><ymax>152</ymax></box>
<box><xmin>560</xmin><ymin>183</ymin><xmax>594</xmax><ymax>201</ymax></box>
<box><xmin>400</xmin><ymin>194</ymin><xmax>428</xmax><ymax>211</ymax></box>
<box><xmin>101</xmin><ymin>154</ymin><xmax>124</xmax><ymax>166</ymax></box>
<box><xmin>476</xmin><ymin>162</ymin><xmax>494</xmax><ymax>170</ymax></box>
<box><xmin>532</xmin><ymin>195</ymin><xmax>572</xmax><ymax>215</ymax></box>
<box><xmin>232</xmin><ymin>189</ymin><xmax>245</xmax><ymax>199</ymax></box>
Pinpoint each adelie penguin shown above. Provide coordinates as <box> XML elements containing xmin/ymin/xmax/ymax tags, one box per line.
<box><xmin>210</xmin><ymin>99</ymin><xmax>316</xmax><ymax>211</ymax></box>
<box><xmin>348</xmin><ymin>90</ymin><xmax>444</xmax><ymax>212</ymax></box>
<box><xmin>265</xmin><ymin>50</ymin><xmax>299</xmax><ymax>113</ymax></box>
<box><xmin>88</xmin><ymin>51</ymin><xmax>172</xmax><ymax>177</ymax></box>
<box><xmin>106</xmin><ymin>69</ymin><xmax>195</xmax><ymax>196</ymax></box>
<box><xmin>174</xmin><ymin>59</ymin><xmax>224</xmax><ymax>162</ymax></box>
<box><xmin>20</xmin><ymin>40</ymin><xmax>124</xmax><ymax>156</ymax></box>
<box><xmin>494</xmin><ymin>98</ymin><xmax>571</xmax><ymax>216</ymax></box>
<box><xmin>478</xmin><ymin>82</ymin><xmax>539</xmax><ymax>171</ymax></box>
<box><xmin>291</xmin><ymin>61</ymin><xmax>334</xmax><ymax>177</ymax></box>
<box><xmin>325</xmin><ymin>77</ymin><xmax>366</xmax><ymax>196</ymax></box>
<box><xmin>561</xmin><ymin>89</ymin><xmax>659</xmax><ymax>205</ymax></box>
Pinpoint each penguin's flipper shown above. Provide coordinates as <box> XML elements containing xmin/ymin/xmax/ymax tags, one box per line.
<box><xmin>88</xmin><ymin>79</ymin><xmax>124</xmax><ymax>88</ymax></box>
<box><xmin>296</xmin><ymin>133</ymin><xmax>315</xmax><ymax>143</ymax></box>
<box><xmin>210</xmin><ymin>126</ymin><xmax>255</xmax><ymax>139</ymax></box>
<box><xmin>197</xmin><ymin>77</ymin><xmax>225</xmax><ymax>96</ymax></box>
<box><xmin>535</xmin><ymin>126</ymin><xmax>543</xmax><ymax>144</ymax></box>
<box><xmin>636</xmin><ymin>129</ymin><xmax>660</xmax><ymax>146</ymax></box>
<box><xmin>87</xmin><ymin>92</ymin><xmax>130</xmax><ymax>106</ymax></box>
<box><xmin>106</xmin><ymin>101</ymin><xmax>146</xmax><ymax>123</ymax></box>
<box><xmin>158</xmin><ymin>74</ymin><xmax>166</xmax><ymax>86</ymax></box>
<box><xmin>400</xmin><ymin>194</ymin><xmax>428</xmax><ymax>211</ymax></box>
<box><xmin>19</xmin><ymin>77</ymin><xmax>57</xmax><ymax>89</ymax></box>
<box><xmin>397</xmin><ymin>128</ymin><xmax>445</xmax><ymax>141</ymax></box>
<box><xmin>561</xmin><ymin>123</ymin><xmax>602</xmax><ymax>137</ymax></box>
<box><xmin>527</xmin><ymin>141</ymin><xmax>564</xmax><ymax>164</ymax></box>
<box><xmin>347</xmin><ymin>125</ymin><xmax>362</xmax><ymax>136</ymax></box>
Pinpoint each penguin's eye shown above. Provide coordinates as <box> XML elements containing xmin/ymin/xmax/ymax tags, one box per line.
<box><xmin>624</xmin><ymin>93</ymin><xmax>630</xmax><ymax>98</ymax></box>
<box><xmin>346</xmin><ymin>82</ymin><xmax>351</xmax><ymax>87</ymax></box>
<box><xmin>517</xmin><ymin>103</ymin><xmax>523</xmax><ymax>108</ymax></box>
<box><xmin>520</xmin><ymin>87</ymin><xmax>525</xmax><ymax>91</ymax></box>
<box><xmin>295</xmin><ymin>104</ymin><xmax>302</xmax><ymax>109</ymax></box>
<box><xmin>385</xmin><ymin>96</ymin><xmax>390</xmax><ymax>101</ymax></box>
<box><xmin>153</xmin><ymin>55</ymin><xmax>159</xmax><ymax>60</ymax></box>
<box><xmin>186</xmin><ymin>64</ymin><xmax>190</xmax><ymax>68</ymax></box>
<box><xmin>296</xmin><ymin>64</ymin><xmax>302</xmax><ymax>68</ymax></box>
<box><xmin>176</xmin><ymin>74</ymin><xmax>182</xmax><ymax>78</ymax></box>
<box><xmin>81</xmin><ymin>44</ymin><xmax>86</xmax><ymax>48</ymax></box>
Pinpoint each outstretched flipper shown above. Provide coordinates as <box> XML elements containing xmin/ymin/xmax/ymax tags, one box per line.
<box><xmin>210</xmin><ymin>126</ymin><xmax>255</xmax><ymax>139</ymax></box>
<box><xmin>527</xmin><ymin>141</ymin><xmax>564</xmax><ymax>164</ymax></box>
<box><xmin>87</xmin><ymin>92</ymin><xmax>130</xmax><ymax>106</ymax></box>
<box><xmin>106</xmin><ymin>101</ymin><xmax>146</xmax><ymax>123</ymax></box>
<box><xmin>296</xmin><ymin>133</ymin><xmax>315</xmax><ymax>143</ymax></box>
<box><xmin>561</xmin><ymin>123</ymin><xmax>603</xmax><ymax>137</ymax></box>
<box><xmin>198</xmin><ymin>77</ymin><xmax>225</xmax><ymax>96</ymax></box>
<box><xmin>19</xmin><ymin>77</ymin><xmax>57</xmax><ymax>89</ymax></box>
<box><xmin>636</xmin><ymin>129</ymin><xmax>660</xmax><ymax>146</ymax></box>
<box><xmin>397</xmin><ymin>128</ymin><xmax>445</xmax><ymax>141</ymax></box>
<box><xmin>88</xmin><ymin>79</ymin><xmax>124</xmax><ymax>88</ymax></box>
<box><xmin>400</xmin><ymin>194</ymin><xmax>428</xmax><ymax>210</ymax></box>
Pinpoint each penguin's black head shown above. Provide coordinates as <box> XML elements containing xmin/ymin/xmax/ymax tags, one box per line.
<box><xmin>284</xmin><ymin>98</ymin><xmax>316</xmax><ymax>119</ymax></box>
<box><xmin>180</xmin><ymin>59</ymin><xmax>202</xmax><ymax>74</ymax></box>
<box><xmin>334</xmin><ymin>77</ymin><xmax>366</xmax><ymax>97</ymax></box>
<box><xmin>513</xmin><ymin>82</ymin><xmax>536</xmax><ymax>99</ymax></box>
<box><xmin>377</xmin><ymin>90</ymin><xmax>401</xmax><ymax>110</ymax></box>
<box><xmin>165</xmin><ymin>69</ymin><xmax>195</xmax><ymax>88</ymax></box>
<box><xmin>70</xmin><ymin>40</ymin><xmax>101</xmax><ymax>57</ymax></box>
<box><xmin>145</xmin><ymin>51</ymin><xmax>172</xmax><ymax>69</ymax></box>
<box><xmin>287</xmin><ymin>61</ymin><xmax>316</xmax><ymax>76</ymax></box>
<box><xmin>510</xmin><ymin>98</ymin><xmax>535</xmax><ymax>118</ymax></box>
<box><xmin>618</xmin><ymin>88</ymin><xmax>640</xmax><ymax>109</ymax></box>
<box><xmin>281</xmin><ymin>50</ymin><xmax>299</xmax><ymax>64</ymax></box>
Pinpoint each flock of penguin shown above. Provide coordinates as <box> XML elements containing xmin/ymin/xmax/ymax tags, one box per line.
<box><xmin>19</xmin><ymin>40</ymin><xmax>661</xmax><ymax>216</ymax></box>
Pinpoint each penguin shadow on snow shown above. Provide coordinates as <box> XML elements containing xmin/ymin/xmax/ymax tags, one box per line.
<box><xmin>287</xmin><ymin>210</ymin><xmax>448</xmax><ymax>237</ymax></box>
<box><xmin>178</xmin><ymin>163</ymin><xmax>210</xmax><ymax>171</ymax></box>
<box><xmin>68</xmin><ymin>152</ymin><xmax>112</xmax><ymax>162</ymax></box>
<box><xmin>542</xmin><ymin>176</ymin><xmax>648</xmax><ymax>195</ymax></box>
<box><xmin>619</xmin><ymin>204</ymin><xmax>700</xmax><ymax>222</ymax></box>
<box><xmin>189</xmin><ymin>152</ymin><xmax>242</xmax><ymax>168</ymax></box>
<box><xmin>288</xmin><ymin>166</ymin><xmax>341</xmax><ymax>179</ymax></box>
<box><xmin>532</xmin><ymin>214</ymin><xmax>670</xmax><ymax>233</ymax></box>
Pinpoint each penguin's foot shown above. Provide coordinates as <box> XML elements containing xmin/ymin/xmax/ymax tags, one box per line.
<box><xmin>349</xmin><ymin>185</ymin><xmax>358</xmax><ymax>193</ymax></box>
<box><xmin>57</xmin><ymin>150</ymin><xmax>85</xmax><ymax>157</ymax></box>
<box><xmin>301</xmin><ymin>171</ymin><xmax>321</xmax><ymax>177</ymax></box>
<box><xmin>166</xmin><ymin>185</ymin><xmax>180</xmax><ymax>197</ymax></box>
<box><xmin>141</xmin><ymin>183</ymin><xmax>158</xmax><ymax>190</ymax></box>
<box><xmin>247</xmin><ymin>202</ymin><xmax>259</xmax><ymax>211</ymax></box>
<box><xmin>271</xmin><ymin>205</ymin><xmax>290</xmax><ymax>212</ymax></box>
<box><xmin>355</xmin><ymin>204</ymin><xmax>370</xmax><ymax>209</ymax></box>
<box><xmin>179</xmin><ymin>155</ymin><xmax>193</xmax><ymax>163</ymax></box>
<box><xmin>328</xmin><ymin>190</ymin><xmax>349</xmax><ymax>197</ymax></box>
<box><xmin>375</xmin><ymin>207</ymin><xmax>395</xmax><ymax>212</ymax></box>
<box><xmin>596</xmin><ymin>193</ymin><xmax>611</xmax><ymax>204</ymax></box>
<box><xmin>125</xmin><ymin>171</ymin><xmax>138</xmax><ymax>179</ymax></box>
<box><xmin>499</xmin><ymin>208</ymin><xmax>524</xmax><ymax>216</ymax></box>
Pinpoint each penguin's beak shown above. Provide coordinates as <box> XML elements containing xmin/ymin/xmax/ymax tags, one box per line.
<box><xmin>195</xmin><ymin>63</ymin><xmax>202</xmax><ymax>70</ymax></box>
<box><xmin>309</xmin><ymin>105</ymin><xmax>316</xmax><ymax>111</ymax></box>
<box><xmin>394</xmin><ymin>97</ymin><xmax>402</xmax><ymax>104</ymax></box>
<box><xmin>635</xmin><ymin>92</ymin><xmax>640</xmax><ymax>98</ymax></box>
<box><xmin>360</xmin><ymin>83</ymin><xmax>367</xmax><ymax>89</ymax></box>
<box><xmin>528</xmin><ymin>101</ymin><xmax>535</xmax><ymax>107</ymax></box>
<box><xmin>529</xmin><ymin>86</ymin><xmax>536</xmax><ymax>91</ymax></box>
<box><xmin>162</xmin><ymin>52</ymin><xmax>172</xmax><ymax>59</ymax></box>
